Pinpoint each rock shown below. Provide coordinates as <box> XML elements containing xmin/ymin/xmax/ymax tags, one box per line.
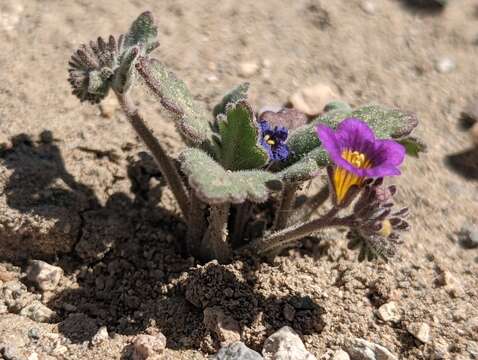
<box><xmin>283</xmin><ymin>303</ymin><xmax>296</xmax><ymax>322</ymax></box>
<box><xmin>0</xmin><ymin>3</ymin><xmax>24</xmax><ymax>32</ymax></box>
<box><xmin>465</xmin><ymin>317</ymin><xmax>478</xmax><ymax>334</ymax></box>
<box><xmin>346</xmin><ymin>338</ymin><xmax>397</xmax><ymax>360</ymax></box>
<box><xmin>28</xmin><ymin>328</ymin><xmax>40</xmax><ymax>340</ymax></box>
<box><xmin>360</xmin><ymin>1</ymin><xmax>376</xmax><ymax>14</ymax></box>
<box><xmin>431</xmin><ymin>339</ymin><xmax>449</xmax><ymax>359</ymax></box>
<box><xmin>459</xmin><ymin>223</ymin><xmax>478</xmax><ymax>248</ymax></box>
<box><xmin>1</xmin><ymin>343</ymin><xmax>22</xmax><ymax>360</ymax></box>
<box><xmin>91</xmin><ymin>326</ymin><xmax>109</xmax><ymax>346</ymax></box>
<box><xmin>289</xmin><ymin>84</ymin><xmax>338</xmax><ymax>116</ymax></box>
<box><xmin>377</xmin><ymin>302</ymin><xmax>400</xmax><ymax>322</ymax></box>
<box><xmin>407</xmin><ymin>322</ymin><xmax>432</xmax><ymax>343</ymax></box>
<box><xmin>0</xmin><ymin>269</ymin><xmax>16</xmax><ymax>282</ymax></box>
<box><xmin>436</xmin><ymin>271</ymin><xmax>465</xmax><ymax>298</ymax></box>
<box><xmin>26</xmin><ymin>260</ymin><xmax>63</xmax><ymax>291</ymax></box>
<box><xmin>27</xmin><ymin>353</ymin><xmax>39</xmax><ymax>360</ymax></box>
<box><xmin>435</xmin><ymin>57</ymin><xmax>455</xmax><ymax>73</ymax></box>
<box><xmin>19</xmin><ymin>301</ymin><xmax>55</xmax><ymax>323</ymax></box>
<box><xmin>238</xmin><ymin>61</ymin><xmax>260</xmax><ymax>78</ymax></box>
<box><xmin>262</xmin><ymin>326</ymin><xmax>317</xmax><ymax>360</ymax></box>
<box><xmin>471</xmin><ymin>122</ymin><xmax>478</xmax><ymax>146</ymax></box>
<box><xmin>467</xmin><ymin>341</ymin><xmax>478</xmax><ymax>358</ymax></box>
<box><xmin>1</xmin><ymin>281</ymin><xmax>36</xmax><ymax>313</ymax></box>
<box><xmin>332</xmin><ymin>350</ymin><xmax>350</xmax><ymax>360</ymax></box>
<box><xmin>99</xmin><ymin>95</ymin><xmax>117</xmax><ymax>118</ymax></box>
<box><xmin>132</xmin><ymin>333</ymin><xmax>167</xmax><ymax>360</ymax></box>
<box><xmin>213</xmin><ymin>341</ymin><xmax>263</xmax><ymax>360</ymax></box>
<box><xmin>203</xmin><ymin>307</ymin><xmax>241</xmax><ymax>346</ymax></box>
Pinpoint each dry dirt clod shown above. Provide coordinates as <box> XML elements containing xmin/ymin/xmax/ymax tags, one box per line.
<box><xmin>203</xmin><ymin>306</ymin><xmax>241</xmax><ymax>347</ymax></box>
<box><xmin>436</xmin><ymin>271</ymin><xmax>465</xmax><ymax>298</ymax></box>
<box><xmin>376</xmin><ymin>302</ymin><xmax>400</xmax><ymax>322</ymax></box>
<box><xmin>262</xmin><ymin>326</ymin><xmax>317</xmax><ymax>360</ymax></box>
<box><xmin>289</xmin><ymin>83</ymin><xmax>338</xmax><ymax>116</ymax></box>
<box><xmin>26</xmin><ymin>260</ymin><xmax>63</xmax><ymax>291</ymax></box>
<box><xmin>132</xmin><ymin>333</ymin><xmax>167</xmax><ymax>360</ymax></box>
<box><xmin>346</xmin><ymin>338</ymin><xmax>397</xmax><ymax>360</ymax></box>
<box><xmin>213</xmin><ymin>341</ymin><xmax>263</xmax><ymax>360</ymax></box>
<box><xmin>407</xmin><ymin>322</ymin><xmax>432</xmax><ymax>343</ymax></box>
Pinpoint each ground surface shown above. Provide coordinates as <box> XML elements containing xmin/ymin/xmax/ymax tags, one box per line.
<box><xmin>0</xmin><ymin>0</ymin><xmax>477</xmax><ymax>359</ymax></box>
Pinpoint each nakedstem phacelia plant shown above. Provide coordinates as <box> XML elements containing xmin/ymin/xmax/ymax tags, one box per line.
<box><xmin>68</xmin><ymin>12</ymin><xmax>426</xmax><ymax>263</ymax></box>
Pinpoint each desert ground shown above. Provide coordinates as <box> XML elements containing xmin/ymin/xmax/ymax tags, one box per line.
<box><xmin>0</xmin><ymin>0</ymin><xmax>477</xmax><ymax>359</ymax></box>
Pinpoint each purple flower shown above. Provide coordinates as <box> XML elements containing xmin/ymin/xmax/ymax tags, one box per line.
<box><xmin>316</xmin><ymin>118</ymin><xmax>405</xmax><ymax>204</ymax></box>
<box><xmin>259</xmin><ymin>120</ymin><xmax>290</xmax><ymax>162</ymax></box>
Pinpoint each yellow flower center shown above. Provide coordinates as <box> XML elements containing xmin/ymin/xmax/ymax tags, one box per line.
<box><xmin>333</xmin><ymin>149</ymin><xmax>372</xmax><ymax>204</ymax></box>
<box><xmin>378</xmin><ymin>219</ymin><xmax>393</xmax><ymax>238</ymax></box>
<box><xmin>263</xmin><ymin>134</ymin><xmax>276</xmax><ymax>145</ymax></box>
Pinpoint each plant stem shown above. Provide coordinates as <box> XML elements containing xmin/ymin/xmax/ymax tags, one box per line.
<box><xmin>273</xmin><ymin>183</ymin><xmax>299</xmax><ymax>230</ymax></box>
<box><xmin>116</xmin><ymin>92</ymin><xmax>190</xmax><ymax>218</ymax></box>
<box><xmin>202</xmin><ymin>203</ymin><xmax>232</xmax><ymax>263</ymax></box>
<box><xmin>231</xmin><ymin>202</ymin><xmax>252</xmax><ymax>247</ymax></box>
<box><xmin>186</xmin><ymin>191</ymin><xmax>208</xmax><ymax>257</ymax></box>
<box><xmin>249</xmin><ymin>207</ymin><xmax>349</xmax><ymax>255</ymax></box>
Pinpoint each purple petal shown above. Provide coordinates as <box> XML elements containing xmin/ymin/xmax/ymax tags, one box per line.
<box><xmin>335</xmin><ymin>118</ymin><xmax>376</xmax><ymax>153</ymax></box>
<box><xmin>316</xmin><ymin>124</ymin><xmax>343</xmax><ymax>164</ymax></box>
<box><xmin>373</xmin><ymin>139</ymin><xmax>406</xmax><ymax>167</ymax></box>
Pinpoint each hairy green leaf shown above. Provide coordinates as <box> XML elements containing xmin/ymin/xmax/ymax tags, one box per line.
<box><xmin>217</xmin><ymin>100</ymin><xmax>269</xmax><ymax>170</ymax></box>
<box><xmin>124</xmin><ymin>11</ymin><xmax>159</xmax><ymax>54</ymax></box>
<box><xmin>278</xmin><ymin>156</ymin><xmax>320</xmax><ymax>183</ymax></box>
<box><xmin>398</xmin><ymin>137</ymin><xmax>427</xmax><ymax>157</ymax></box>
<box><xmin>213</xmin><ymin>83</ymin><xmax>250</xmax><ymax>117</ymax></box>
<box><xmin>180</xmin><ymin>148</ymin><xmax>282</xmax><ymax>204</ymax></box>
<box><xmin>136</xmin><ymin>57</ymin><xmax>213</xmax><ymax>144</ymax></box>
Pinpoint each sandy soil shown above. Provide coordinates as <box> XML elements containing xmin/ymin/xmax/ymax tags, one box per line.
<box><xmin>0</xmin><ymin>0</ymin><xmax>477</xmax><ymax>359</ymax></box>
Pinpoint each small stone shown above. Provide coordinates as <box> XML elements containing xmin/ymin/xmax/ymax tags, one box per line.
<box><xmin>0</xmin><ymin>303</ymin><xmax>7</xmax><ymax>314</ymax></box>
<box><xmin>435</xmin><ymin>57</ymin><xmax>455</xmax><ymax>73</ymax></box>
<box><xmin>465</xmin><ymin>317</ymin><xmax>478</xmax><ymax>334</ymax></box>
<box><xmin>207</xmin><ymin>74</ymin><xmax>219</xmax><ymax>83</ymax></box>
<box><xmin>262</xmin><ymin>326</ymin><xmax>317</xmax><ymax>360</ymax></box>
<box><xmin>407</xmin><ymin>322</ymin><xmax>432</xmax><ymax>343</ymax></box>
<box><xmin>467</xmin><ymin>341</ymin><xmax>478</xmax><ymax>358</ymax></box>
<box><xmin>91</xmin><ymin>326</ymin><xmax>109</xmax><ymax>346</ymax></box>
<box><xmin>332</xmin><ymin>349</ymin><xmax>350</xmax><ymax>360</ymax></box>
<box><xmin>99</xmin><ymin>95</ymin><xmax>117</xmax><ymax>118</ymax></box>
<box><xmin>431</xmin><ymin>339</ymin><xmax>449</xmax><ymax>360</ymax></box>
<box><xmin>346</xmin><ymin>338</ymin><xmax>397</xmax><ymax>360</ymax></box>
<box><xmin>213</xmin><ymin>341</ymin><xmax>263</xmax><ymax>360</ymax></box>
<box><xmin>238</xmin><ymin>61</ymin><xmax>259</xmax><ymax>78</ymax></box>
<box><xmin>289</xmin><ymin>83</ymin><xmax>338</xmax><ymax>116</ymax></box>
<box><xmin>20</xmin><ymin>301</ymin><xmax>55</xmax><ymax>323</ymax></box>
<box><xmin>361</xmin><ymin>1</ymin><xmax>376</xmax><ymax>14</ymax></box>
<box><xmin>437</xmin><ymin>271</ymin><xmax>465</xmax><ymax>298</ymax></box>
<box><xmin>377</xmin><ymin>302</ymin><xmax>400</xmax><ymax>322</ymax></box>
<box><xmin>283</xmin><ymin>303</ymin><xmax>296</xmax><ymax>322</ymax></box>
<box><xmin>132</xmin><ymin>333</ymin><xmax>167</xmax><ymax>360</ymax></box>
<box><xmin>28</xmin><ymin>353</ymin><xmax>39</xmax><ymax>360</ymax></box>
<box><xmin>0</xmin><ymin>3</ymin><xmax>24</xmax><ymax>32</ymax></box>
<box><xmin>460</xmin><ymin>223</ymin><xmax>478</xmax><ymax>248</ymax></box>
<box><xmin>1</xmin><ymin>344</ymin><xmax>22</xmax><ymax>360</ymax></box>
<box><xmin>26</xmin><ymin>260</ymin><xmax>63</xmax><ymax>291</ymax></box>
<box><xmin>203</xmin><ymin>307</ymin><xmax>241</xmax><ymax>346</ymax></box>
<box><xmin>0</xmin><ymin>270</ymin><xmax>16</xmax><ymax>282</ymax></box>
<box><xmin>28</xmin><ymin>328</ymin><xmax>40</xmax><ymax>340</ymax></box>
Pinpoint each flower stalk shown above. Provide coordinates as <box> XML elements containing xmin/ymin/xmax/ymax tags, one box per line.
<box><xmin>201</xmin><ymin>203</ymin><xmax>232</xmax><ymax>263</ymax></box>
<box><xmin>273</xmin><ymin>183</ymin><xmax>299</xmax><ymax>230</ymax></box>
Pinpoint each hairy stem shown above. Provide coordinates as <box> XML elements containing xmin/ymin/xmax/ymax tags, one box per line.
<box><xmin>231</xmin><ymin>202</ymin><xmax>253</xmax><ymax>247</ymax></box>
<box><xmin>186</xmin><ymin>191</ymin><xmax>208</xmax><ymax>257</ymax></box>
<box><xmin>202</xmin><ymin>203</ymin><xmax>232</xmax><ymax>263</ymax></box>
<box><xmin>273</xmin><ymin>183</ymin><xmax>299</xmax><ymax>230</ymax></box>
<box><xmin>249</xmin><ymin>207</ymin><xmax>350</xmax><ymax>255</ymax></box>
<box><xmin>116</xmin><ymin>92</ymin><xmax>190</xmax><ymax>218</ymax></box>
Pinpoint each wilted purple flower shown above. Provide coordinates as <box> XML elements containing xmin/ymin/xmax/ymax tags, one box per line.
<box><xmin>259</xmin><ymin>120</ymin><xmax>290</xmax><ymax>162</ymax></box>
<box><xmin>316</xmin><ymin>118</ymin><xmax>405</xmax><ymax>204</ymax></box>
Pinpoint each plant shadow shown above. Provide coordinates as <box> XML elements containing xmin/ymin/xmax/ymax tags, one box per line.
<box><xmin>398</xmin><ymin>0</ymin><xmax>447</xmax><ymax>15</ymax></box>
<box><xmin>445</xmin><ymin>146</ymin><xmax>478</xmax><ymax>180</ymax></box>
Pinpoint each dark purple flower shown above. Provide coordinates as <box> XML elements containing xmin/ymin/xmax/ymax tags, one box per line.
<box><xmin>259</xmin><ymin>120</ymin><xmax>290</xmax><ymax>162</ymax></box>
<box><xmin>316</xmin><ymin>118</ymin><xmax>405</xmax><ymax>204</ymax></box>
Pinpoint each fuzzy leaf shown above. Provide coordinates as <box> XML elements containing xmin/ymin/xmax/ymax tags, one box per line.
<box><xmin>323</xmin><ymin>100</ymin><xmax>351</xmax><ymax>113</ymax></box>
<box><xmin>213</xmin><ymin>83</ymin><xmax>250</xmax><ymax>117</ymax></box>
<box><xmin>217</xmin><ymin>100</ymin><xmax>269</xmax><ymax>170</ymax></box>
<box><xmin>113</xmin><ymin>46</ymin><xmax>140</xmax><ymax>94</ymax></box>
<box><xmin>180</xmin><ymin>148</ymin><xmax>282</xmax><ymax>204</ymax></box>
<box><xmin>398</xmin><ymin>137</ymin><xmax>427</xmax><ymax>157</ymax></box>
<box><xmin>286</xmin><ymin>104</ymin><xmax>419</xmax><ymax>161</ymax></box>
<box><xmin>124</xmin><ymin>11</ymin><xmax>159</xmax><ymax>53</ymax></box>
<box><xmin>136</xmin><ymin>57</ymin><xmax>213</xmax><ymax>143</ymax></box>
<box><xmin>278</xmin><ymin>157</ymin><xmax>320</xmax><ymax>183</ymax></box>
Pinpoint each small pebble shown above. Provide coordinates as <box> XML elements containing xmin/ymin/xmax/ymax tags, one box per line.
<box><xmin>238</xmin><ymin>61</ymin><xmax>260</xmax><ymax>78</ymax></box>
<box><xmin>26</xmin><ymin>260</ymin><xmax>63</xmax><ymax>291</ymax></box>
<box><xmin>361</xmin><ymin>1</ymin><xmax>376</xmax><ymax>14</ymax></box>
<box><xmin>203</xmin><ymin>307</ymin><xmax>241</xmax><ymax>346</ymax></box>
<box><xmin>289</xmin><ymin>83</ymin><xmax>338</xmax><ymax>116</ymax></box>
<box><xmin>435</xmin><ymin>57</ymin><xmax>456</xmax><ymax>74</ymax></box>
<box><xmin>28</xmin><ymin>327</ymin><xmax>40</xmax><ymax>340</ymax></box>
<box><xmin>377</xmin><ymin>302</ymin><xmax>400</xmax><ymax>322</ymax></box>
<box><xmin>213</xmin><ymin>341</ymin><xmax>263</xmax><ymax>360</ymax></box>
<box><xmin>407</xmin><ymin>322</ymin><xmax>432</xmax><ymax>343</ymax></box>
<box><xmin>346</xmin><ymin>338</ymin><xmax>397</xmax><ymax>360</ymax></box>
<box><xmin>332</xmin><ymin>349</ymin><xmax>350</xmax><ymax>360</ymax></box>
<box><xmin>132</xmin><ymin>333</ymin><xmax>167</xmax><ymax>360</ymax></box>
<box><xmin>262</xmin><ymin>326</ymin><xmax>317</xmax><ymax>360</ymax></box>
<box><xmin>19</xmin><ymin>301</ymin><xmax>55</xmax><ymax>323</ymax></box>
<box><xmin>460</xmin><ymin>223</ymin><xmax>478</xmax><ymax>248</ymax></box>
<box><xmin>437</xmin><ymin>271</ymin><xmax>465</xmax><ymax>298</ymax></box>
<box><xmin>91</xmin><ymin>326</ymin><xmax>109</xmax><ymax>346</ymax></box>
